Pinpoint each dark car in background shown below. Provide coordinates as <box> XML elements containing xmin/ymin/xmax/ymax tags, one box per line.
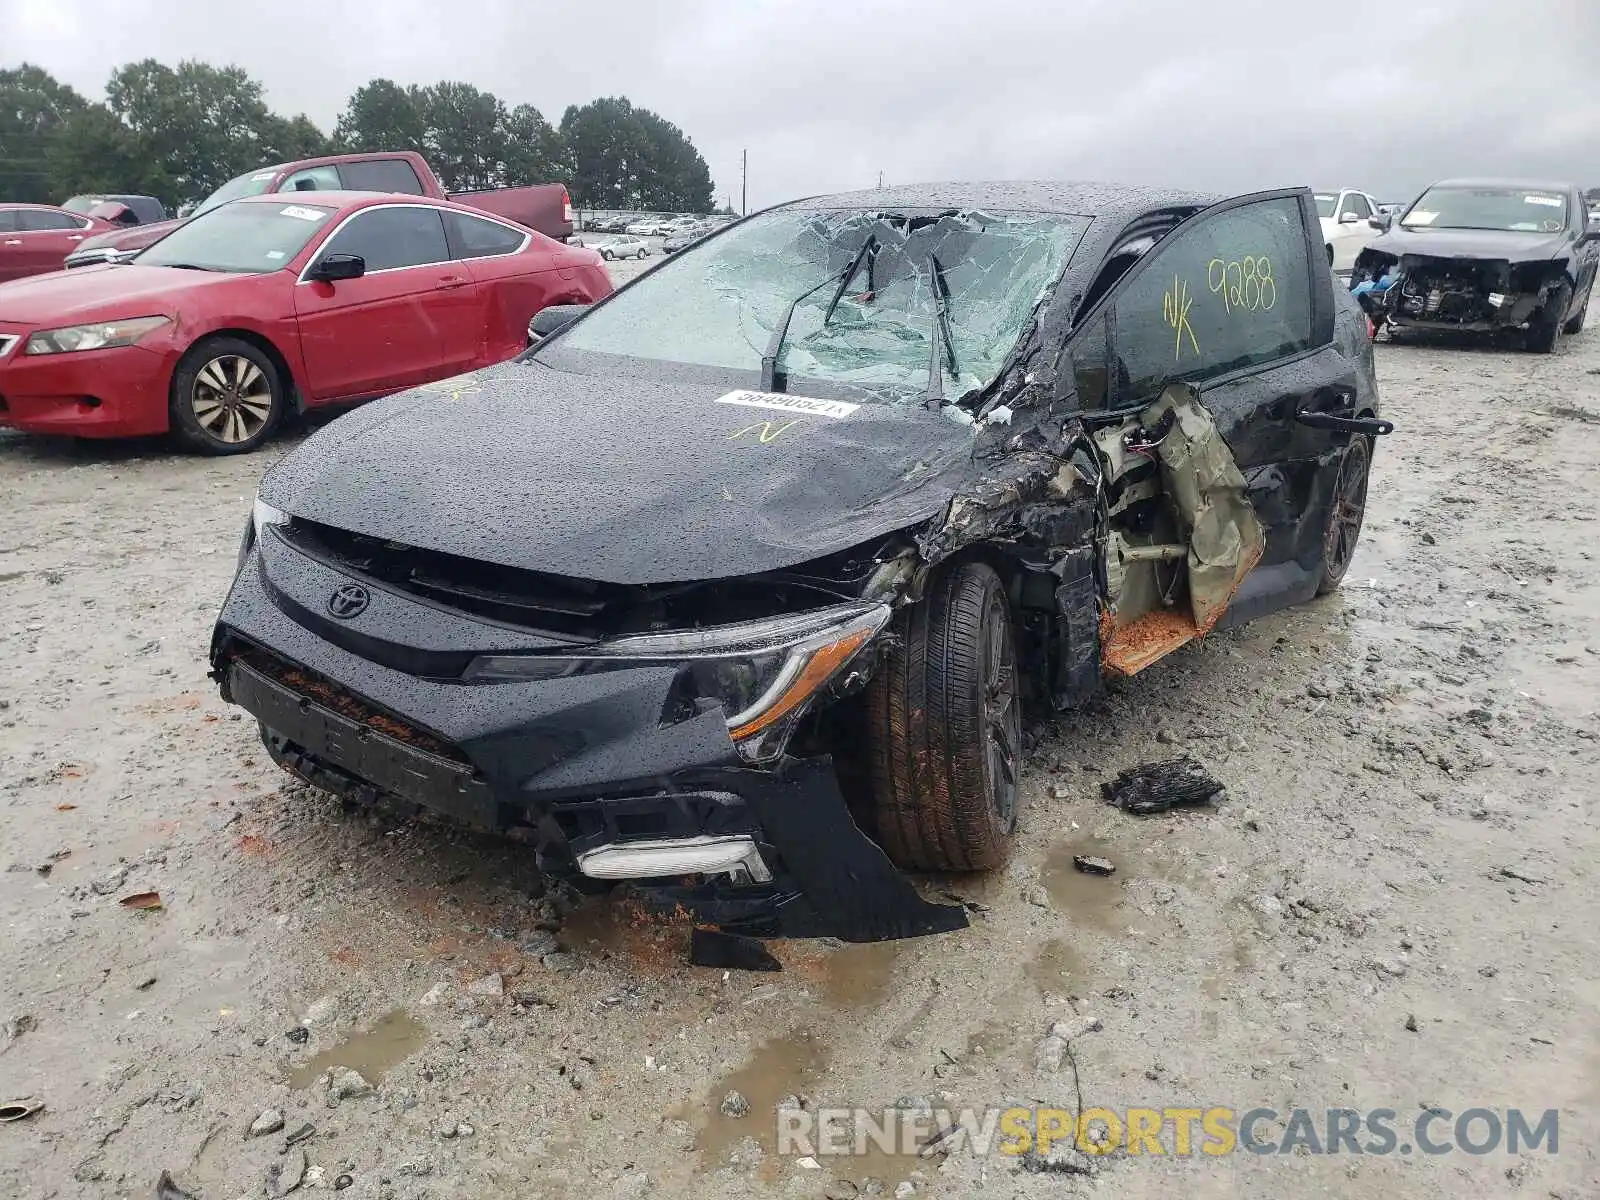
<box><xmin>1352</xmin><ymin>178</ymin><xmax>1600</xmax><ymax>350</ymax></box>
<box><xmin>210</xmin><ymin>182</ymin><xmax>1386</xmax><ymax>942</ymax></box>
<box><xmin>60</xmin><ymin>194</ymin><xmax>168</xmax><ymax>226</ymax></box>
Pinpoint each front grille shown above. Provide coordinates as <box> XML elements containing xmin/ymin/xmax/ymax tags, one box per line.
<box><xmin>233</xmin><ymin>642</ymin><xmax>468</xmax><ymax>763</ymax></box>
<box><xmin>282</xmin><ymin>518</ymin><xmax>672</xmax><ymax>639</ymax></box>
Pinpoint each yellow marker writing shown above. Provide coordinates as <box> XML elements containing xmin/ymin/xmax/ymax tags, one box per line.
<box><xmin>1162</xmin><ymin>275</ymin><xmax>1200</xmax><ymax>360</ymax></box>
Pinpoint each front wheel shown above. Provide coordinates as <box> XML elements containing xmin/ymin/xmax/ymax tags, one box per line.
<box><xmin>169</xmin><ymin>337</ymin><xmax>286</xmax><ymax>455</ymax></box>
<box><xmin>863</xmin><ymin>561</ymin><xmax>1021</xmax><ymax>872</ymax></box>
<box><xmin>1563</xmin><ymin>281</ymin><xmax>1591</xmax><ymax>334</ymax></box>
<box><xmin>601</xmin><ymin>249</ymin><xmax>613</xmax><ymax>261</ymax></box>
<box><xmin>1317</xmin><ymin>435</ymin><xmax>1372</xmax><ymax>594</ymax></box>
<box><xmin>1528</xmin><ymin>281</ymin><xmax>1571</xmax><ymax>353</ymax></box>
<box><xmin>638</xmin><ymin>249</ymin><xmax>649</xmax><ymax>259</ymax></box>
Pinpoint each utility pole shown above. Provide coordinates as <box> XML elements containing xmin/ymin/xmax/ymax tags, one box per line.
<box><xmin>741</xmin><ymin>149</ymin><xmax>747</xmax><ymax>216</ymax></box>
<box><xmin>877</xmin><ymin>170</ymin><xmax>884</xmax><ymax>189</ymax></box>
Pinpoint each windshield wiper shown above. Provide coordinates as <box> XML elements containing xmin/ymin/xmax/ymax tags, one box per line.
<box><xmin>923</xmin><ymin>252</ymin><xmax>958</xmax><ymax>407</ymax></box>
<box><xmin>759</xmin><ymin>266</ymin><xmax>855</xmax><ymax>392</ymax></box>
<box><xmin>819</xmin><ymin>235</ymin><xmax>879</xmax><ymax>328</ymax></box>
<box><xmin>156</xmin><ymin>263</ymin><xmax>222</xmax><ymax>272</ymax></box>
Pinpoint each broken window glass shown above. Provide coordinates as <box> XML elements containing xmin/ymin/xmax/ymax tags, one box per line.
<box><xmin>555</xmin><ymin>207</ymin><xmax>1089</xmax><ymax>406</ymax></box>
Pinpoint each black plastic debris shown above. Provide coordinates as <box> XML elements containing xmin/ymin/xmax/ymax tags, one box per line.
<box><xmin>285</xmin><ymin>1026</ymin><xmax>309</xmax><ymax>1044</ymax></box>
<box><xmin>1101</xmin><ymin>757</ymin><xmax>1223</xmax><ymax>815</ymax></box>
<box><xmin>1073</xmin><ymin>855</ymin><xmax>1117</xmax><ymax>876</ymax></box>
<box><xmin>689</xmin><ymin>928</ymin><xmax>782</xmax><ymax>972</ymax></box>
<box><xmin>155</xmin><ymin>1170</ymin><xmax>198</xmax><ymax>1200</ymax></box>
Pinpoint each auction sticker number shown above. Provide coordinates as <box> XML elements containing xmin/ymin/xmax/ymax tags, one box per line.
<box><xmin>1207</xmin><ymin>255</ymin><xmax>1276</xmax><ymax>314</ymax></box>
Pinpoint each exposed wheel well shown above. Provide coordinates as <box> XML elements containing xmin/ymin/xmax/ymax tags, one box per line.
<box><xmin>180</xmin><ymin>329</ymin><xmax>301</xmax><ymax>411</ymax></box>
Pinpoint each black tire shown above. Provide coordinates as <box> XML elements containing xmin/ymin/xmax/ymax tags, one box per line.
<box><xmin>1563</xmin><ymin>282</ymin><xmax>1590</xmax><ymax>335</ymax></box>
<box><xmin>1317</xmin><ymin>435</ymin><xmax>1372</xmax><ymax>595</ymax></box>
<box><xmin>863</xmin><ymin>561</ymin><xmax>1022</xmax><ymax>871</ymax></box>
<box><xmin>169</xmin><ymin>336</ymin><xmax>286</xmax><ymax>455</ymax></box>
<box><xmin>601</xmin><ymin>249</ymin><xmax>613</xmax><ymax>261</ymax></box>
<box><xmin>1528</xmin><ymin>282</ymin><xmax>1571</xmax><ymax>353</ymax></box>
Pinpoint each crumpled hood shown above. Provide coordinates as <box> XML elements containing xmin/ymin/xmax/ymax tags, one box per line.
<box><xmin>75</xmin><ymin>218</ymin><xmax>183</xmax><ymax>255</ymax></box>
<box><xmin>260</xmin><ymin>360</ymin><xmax>978</xmax><ymax>585</ymax></box>
<box><xmin>1366</xmin><ymin>226</ymin><xmax>1570</xmax><ymax>262</ymax></box>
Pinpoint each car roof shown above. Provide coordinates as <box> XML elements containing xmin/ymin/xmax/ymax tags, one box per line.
<box><xmin>0</xmin><ymin>202</ymin><xmax>73</xmax><ymax>211</ymax></box>
<box><xmin>231</xmin><ymin>191</ymin><xmax>495</xmax><ymax>216</ymax></box>
<box><xmin>790</xmin><ymin>180</ymin><xmax>1219</xmax><ymax>221</ymax></box>
<box><xmin>1429</xmin><ymin>177</ymin><xmax>1577</xmax><ymax>193</ymax></box>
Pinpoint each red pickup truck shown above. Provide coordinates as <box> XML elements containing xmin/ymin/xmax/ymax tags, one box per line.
<box><xmin>65</xmin><ymin>151</ymin><xmax>574</xmax><ymax>268</ymax></box>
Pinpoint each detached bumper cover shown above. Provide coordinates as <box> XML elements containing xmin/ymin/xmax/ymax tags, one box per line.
<box><xmin>212</xmin><ymin>536</ymin><xmax>967</xmax><ymax>942</ymax></box>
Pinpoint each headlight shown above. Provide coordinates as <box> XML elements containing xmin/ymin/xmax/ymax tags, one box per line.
<box><xmin>252</xmin><ymin>497</ymin><xmax>289</xmax><ymax>536</ymax></box>
<box><xmin>466</xmin><ymin>601</ymin><xmax>892</xmax><ymax>763</ymax></box>
<box><xmin>24</xmin><ymin>315</ymin><xmax>170</xmax><ymax>355</ymax></box>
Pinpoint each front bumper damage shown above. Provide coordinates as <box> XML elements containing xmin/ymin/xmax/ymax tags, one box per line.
<box><xmin>1353</xmin><ymin>252</ymin><xmax>1563</xmax><ymax>332</ymax></box>
<box><xmin>210</xmin><ymin>527</ymin><xmax>967</xmax><ymax>943</ymax></box>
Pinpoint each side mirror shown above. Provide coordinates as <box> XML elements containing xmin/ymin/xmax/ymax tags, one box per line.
<box><xmin>1369</xmin><ymin>213</ymin><xmax>1393</xmax><ymax>232</ymax></box>
<box><xmin>307</xmin><ymin>253</ymin><xmax>365</xmax><ymax>283</ymax></box>
<box><xmin>527</xmin><ymin>303</ymin><xmax>591</xmax><ymax>344</ymax></box>
<box><xmin>1339</xmin><ymin>211</ymin><xmax>1361</xmax><ymax>224</ymax></box>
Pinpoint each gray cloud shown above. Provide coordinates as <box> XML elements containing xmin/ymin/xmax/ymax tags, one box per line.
<box><xmin>5</xmin><ymin>0</ymin><xmax>1597</xmax><ymax>209</ymax></box>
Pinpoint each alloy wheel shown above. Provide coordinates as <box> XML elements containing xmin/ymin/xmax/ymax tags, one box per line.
<box><xmin>1324</xmin><ymin>437</ymin><xmax>1371</xmax><ymax>578</ymax></box>
<box><xmin>981</xmin><ymin>593</ymin><xmax>1021</xmax><ymax>828</ymax></box>
<box><xmin>191</xmin><ymin>355</ymin><xmax>273</xmax><ymax>445</ymax></box>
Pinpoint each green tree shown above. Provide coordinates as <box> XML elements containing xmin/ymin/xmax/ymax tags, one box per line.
<box><xmin>502</xmin><ymin>103</ymin><xmax>568</xmax><ymax>187</ymax></box>
<box><xmin>560</xmin><ymin>97</ymin><xmax>712</xmax><ymax>213</ymax></box>
<box><xmin>104</xmin><ymin>59</ymin><xmax>284</xmax><ymax>205</ymax></box>
<box><xmin>0</xmin><ymin>64</ymin><xmax>89</xmax><ymax>202</ymax></box>
<box><xmin>262</xmin><ymin>114</ymin><xmax>331</xmax><ymax>162</ymax></box>
<box><xmin>45</xmin><ymin>105</ymin><xmax>148</xmax><ymax>200</ymax></box>
<box><xmin>422</xmin><ymin>82</ymin><xmax>507</xmax><ymax>191</ymax></box>
<box><xmin>334</xmin><ymin>79</ymin><xmax>428</xmax><ymax>153</ymax></box>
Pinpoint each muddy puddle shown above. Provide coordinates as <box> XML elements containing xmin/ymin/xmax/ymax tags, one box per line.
<box><xmin>692</xmin><ymin>1030</ymin><xmax>930</xmax><ymax>1189</ymax></box>
<box><xmin>287</xmin><ymin>1009</ymin><xmax>429</xmax><ymax>1090</ymax></box>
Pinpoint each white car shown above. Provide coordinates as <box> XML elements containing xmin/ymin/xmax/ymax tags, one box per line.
<box><xmin>593</xmin><ymin>236</ymin><xmax>649</xmax><ymax>261</ymax></box>
<box><xmin>625</xmin><ymin>221</ymin><xmax>672</xmax><ymax>237</ymax></box>
<box><xmin>1315</xmin><ymin>189</ymin><xmax>1382</xmax><ymax>272</ymax></box>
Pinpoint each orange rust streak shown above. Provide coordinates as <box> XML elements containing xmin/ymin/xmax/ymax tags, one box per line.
<box><xmin>1102</xmin><ymin>609</ymin><xmax>1201</xmax><ymax>677</ymax></box>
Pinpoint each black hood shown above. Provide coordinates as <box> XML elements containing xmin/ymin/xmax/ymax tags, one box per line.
<box><xmin>261</xmin><ymin>360</ymin><xmax>980</xmax><ymax>586</ymax></box>
<box><xmin>1366</xmin><ymin>225</ymin><xmax>1570</xmax><ymax>262</ymax></box>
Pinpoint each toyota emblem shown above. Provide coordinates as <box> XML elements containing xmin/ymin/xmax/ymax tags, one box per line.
<box><xmin>327</xmin><ymin>583</ymin><xmax>370</xmax><ymax>619</ymax></box>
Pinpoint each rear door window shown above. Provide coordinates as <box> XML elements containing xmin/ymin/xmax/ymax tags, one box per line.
<box><xmin>0</xmin><ymin>210</ymin><xmax>17</xmax><ymax>233</ymax></box>
<box><xmin>1109</xmin><ymin>197</ymin><xmax>1314</xmax><ymax>402</ymax></box>
<box><xmin>1340</xmin><ymin>193</ymin><xmax>1372</xmax><ymax>220</ymax></box>
<box><xmin>321</xmin><ymin>206</ymin><xmax>450</xmax><ymax>272</ymax></box>
<box><xmin>444</xmin><ymin>211</ymin><xmax>527</xmax><ymax>259</ymax></box>
<box><xmin>17</xmin><ymin>209</ymin><xmax>84</xmax><ymax>232</ymax></box>
<box><xmin>338</xmin><ymin>159</ymin><xmax>426</xmax><ymax>195</ymax></box>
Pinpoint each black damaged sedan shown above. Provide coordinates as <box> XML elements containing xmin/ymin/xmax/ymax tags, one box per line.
<box><xmin>212</xmin><ymin>182</ymin><xmax>1387</xmax><ymax>942</ymax></box>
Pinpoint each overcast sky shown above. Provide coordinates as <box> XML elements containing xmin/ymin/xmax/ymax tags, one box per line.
<box><xmin>6</xmin><ymin>0</ymin><xmax>1598</xmax><ymax>209</ymax></box>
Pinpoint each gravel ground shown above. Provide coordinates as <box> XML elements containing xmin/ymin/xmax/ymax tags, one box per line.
<box><xmin>2</xmin><ymin>306</ymin><xmax>1598</xmax><ymax>1200</ymax></box>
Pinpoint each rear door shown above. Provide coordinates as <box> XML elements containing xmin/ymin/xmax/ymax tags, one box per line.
<box><xmin>1091</xmin><ymin>188</ymin><xmax>1361</xmax><ymax>615</ymax></box>
<box><xmin>293</xmin><ymin>204</ymin><xmax>483</xmax><ymax>401</ymax></box>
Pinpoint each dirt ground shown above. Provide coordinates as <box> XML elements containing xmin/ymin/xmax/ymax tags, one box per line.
<box><xmin>2</xmin><ymin>311</ymin><xmax>1598</xmax><ymax>1200</ymax></box>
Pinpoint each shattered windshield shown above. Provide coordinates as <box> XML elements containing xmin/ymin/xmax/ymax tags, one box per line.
<box><xmin>551</xmin><ymin>206</ymin><xmax>1088</xmax><ymax>405</ymax></box>
<box><xmin>1314</xmin><ymin>194</ymin><xmax>1337</xmax><ymax>219</ymax></box>
<box><xmin>1401</xmin><ymin>187</ymin><xmax>1570</xmax><ymax>233</ymax></box>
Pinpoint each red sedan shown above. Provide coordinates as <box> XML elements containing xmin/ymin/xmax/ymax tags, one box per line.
<box><xmin>0</xmin><ymin>204</ymin><xmax>116</xmax><ymax>284</ymax></box>
<box><xmin>0</xmin><ymin>193</ymin><xmax>611</xmax><ymax>453</ymax></box>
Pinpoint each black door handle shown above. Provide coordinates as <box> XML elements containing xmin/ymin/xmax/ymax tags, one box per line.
<box><xmin>1296</xmin><ymin>409</ymin><xmax>1394</xmax><ymax>436</ymax></box>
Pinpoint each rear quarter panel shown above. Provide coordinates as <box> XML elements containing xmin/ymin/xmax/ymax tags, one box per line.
<box><xmin>463</xmin><ymin>244</ymin><xmax>612</xmax><ymax>363</ymax></box>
